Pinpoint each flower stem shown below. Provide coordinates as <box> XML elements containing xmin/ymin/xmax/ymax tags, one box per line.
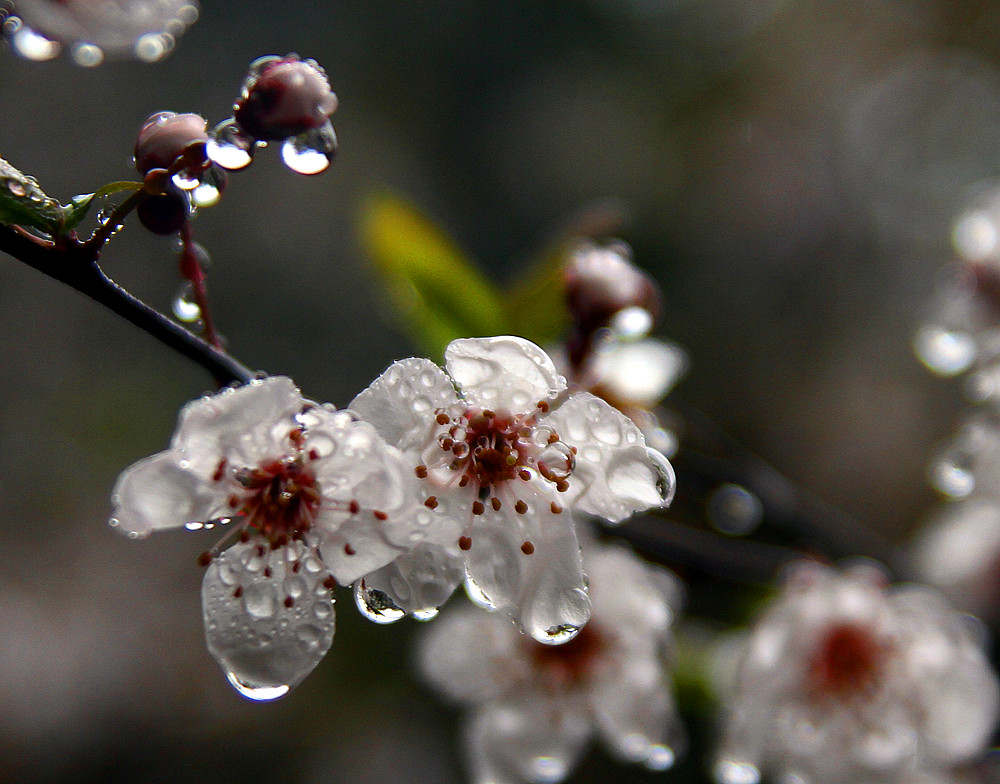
<box><xmin>0</xmin><ymin>223</ymin><xmax>254</xmax><ymax>387</ymax></box>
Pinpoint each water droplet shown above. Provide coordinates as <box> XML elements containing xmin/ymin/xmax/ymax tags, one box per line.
<box><xmin>708</xmin><ymin>483</ymin><xmax>763</xmax><ymax>535</ymax></box>
<box><xmin>411</xmin><ymin>607</ymin><xmax>439</xmax><ymax>621</ymax></box>
<box><xmin>297</xmin><ymin>624</ymin><xmax>324</xmax><ymax>651</ymax></box>
<box><xmin>184</xmin><ymin>520</ymin><xmax>204</xmax><ymax>530</ymax></box>
<box><xmin>284</xmin><ymin>575</ymin><xmax>306</xmax><ymax>599</ymax></box>
<box><xmin>412</xmin><ymin>395</ymin><xmax>432</xmax><ymax>412</ymax></box>
<box><xmin>280</xmin><ymin>122</ymin><xmax>336</xmax><ymax>175</ymax></box>
<box><xmin>71</xmin><ymin>42</ymin><xmax>103</xmax><ymax>67</ymax></box>
<box><xmin>172</xmin><ymin>170</ymin><xmax>200</xmax><ymax>190</ymax></box>
<box><xmin>644</xmin><ymin>744</ymin><xmax>676</xmax><ymax>771</ymax></box>
<box><xmin>13</xmin><ymin>27</ymin><xmax>60</xmax><ymax>61</ymax></box>
<box><xmin>172</xmin><ymin>283</ymin><xmax>201</xmax><ymax>322</ymax></box>
<box><xmin>242</xmin><ymin>583</ymin><xmax>276</xmax><ymax>619</ymax></box>
<box><xmin>207</xmin><ymin>119</ymin><xmax>255</xmax><ymax>170</ymax></box>
<box><xmin>538</xmin><ymin>441</ymin><xmax>575</xmax><ymax>480</ymax></box>
<box><xmin>135</xmin><ymin>32</ymin><xmax>173</xmax><ymax>62</ymax></box>
<box><xmin>930</xmin><ymin>450</ymin><xmax>976</xmax><ymax>497</ymax></box>
<box><xmin>610</xmin><ymin>305</ymin><xmax>654</xmax><ymax>339</ymax></box>
<box><xmin>217</xmin><ymin>562</ymin><xmax>239</xmax><ymax>586</ymax></box>
<box><xmin>313</xmin><ymin>601</ymin><xmax>332</xmax><ymax>620</ymax></box>
<box><xmin>224</xmin><ymin>671</ymin><xmax>289</xmax><ymax>701</ymax></box>
<box><xmin>191</xmin><ymin>179</ymin><xmax>221</xmax><ymax>207</ymax></box>
<box><xmin>647</xmin><ymin>447</ymin><xmax>676</xmax><ymax>505</ymax></box>
<box><xmin>353</xmin><ymin>581</ymin><xmax>405</xmax><ymax>624</ymax></box>
<box><xmin>714</xmin><ymin>759</ymin><xmax>761</xmax><ymax>784</ymax></box>
<box><xmin>540</xmin><ymin>623</ymin><xmax>581</xmax><ymax>644</ymax></box>
<box><xmin>915</xmin><ymin>325</ymin><xmax>976</xmax><ymax>376</ymax></box>
<box><xmin>530</xmin><ymin>756</ymin><xmax>567</xmax><ymax>783</ymax></box>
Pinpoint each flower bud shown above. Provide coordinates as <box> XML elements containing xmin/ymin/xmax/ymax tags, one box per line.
<box><xmin>134</xmin><ymin>112</ymin><xmax>209</xmax><ymax>177</ymax></box>
<box><xmin>564</xmin><ymin>241</ymin><xmax>661</xmax><ymax>335</ymax></box>
<box><xmin>137</xmin><ymin>181</ymin><xmax>191</xmax><ymax>235</ymax></box>
<box><xmin>233</xmin><ymin>55</ymin><xmax>338</xmax><ymax>142</ymax></box>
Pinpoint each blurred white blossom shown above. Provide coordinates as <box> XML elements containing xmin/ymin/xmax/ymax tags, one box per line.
<box><xmin>109</xmin><ymin>376</ymin><xmax>420</xmax><ymax>699</ymax></box>
<box><xmin>350</xmin><ymin>335</ymin><xmax>676</xmax><ymax>644</ymax></box>
<box><xmin>714</xmin><ymin>561</ymin><xmax>1000</xmax><ymax>784</ymax></box>
<box><xmin>417</xmin><ymin>539</ymin><xmax>685</xmax><ymax>784</ymax></box>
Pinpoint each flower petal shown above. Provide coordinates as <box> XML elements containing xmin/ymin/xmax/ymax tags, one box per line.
<box><xmin>464</xmin><ymin>696</ymin><xmax>592</xmax><ymax>784</ymax></box>
<box><xmin>174</xmin><ymin>376</ymin><xmax>304</xmax><ymax>475</ymax></box>
<box><xmin>349</xmin><ymin>358</ymin><xmax>457</xmax><ymax>450</ymax></box>
<box><xmin>464</xmin><ymin>495</ymin><xmax>591</xmax><ymax>644</ymax></box>
<box><xmin>110</xmin><ymin>450</ymin><xmax>226</xmax><ymax>537</ymax></box>
<box><xmin>445</xmin><ymin>336</ymin><xmax>565</xmax><ymax>410</ymax></box>
<box><xmin>356</xmin><ymin>543</ymin><xmax>466</xmax><ymax>620</ymax></box>
<box><xmin>202</xmin><ymin>538</ymin><xmax>335</xmax><ymax>700</ymax></box>
<box><xmin>589</xmin><ymin>656</ymin><xmax>683</xmax><ymax>770</ymax></box>
<box><xmin>417</xmin><ymin>602</ymin><xmax>526</xmax><ymax>703</ymax></box>
<box><xmin>543</xmin><ymin>392</ymin><xmax>674</xmax><ymax>522</ymax></box>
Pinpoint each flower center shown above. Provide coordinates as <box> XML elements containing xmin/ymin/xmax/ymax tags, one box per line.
<box><xmin>806</xmin><ymin>621</ymin><xmax>891</xmax><ymax>701</ymax></box>
<box><xmin>228</xmin><ymin>457</ymin><xmax>321</xmax><ymax>546</ymax></box>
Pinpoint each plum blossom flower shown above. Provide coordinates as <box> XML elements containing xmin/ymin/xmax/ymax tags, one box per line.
<box><xmin>109</xmin><ymin>376</ymin><xmax>418</xmax><ymax>700</ymax></box>
<box><xmin>349</xmin><ymin>336</ymin><xmax>675</xmax><ymax>644</ymax></box>
<box><xmin>417</xmin><ymin>540</ymin><xmax>685</xmax><ymax>784</ymax></box>
<box><xmin>714</xmin><ymin>562</ymin><xmax>1000</xmax><ymax>784</ymax></box>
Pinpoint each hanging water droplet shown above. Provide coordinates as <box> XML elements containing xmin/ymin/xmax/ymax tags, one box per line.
<box><xmin>915</xmin><ymin>325</ymin><xmax>977</xmax><ymax>376</ymax></box>
<box><xmin>71</xmin><ymin>42</ymin><xmax>103</xmax><ymax>67</ymax></box>
<box><xmin>353</xmin><ymin>581</ymin><xmax>405</xmax><ymax>624</ymax></box>
<box><xmin>224</xmin><ymin>671</ymin><xmax>290</xmax><ymax>701</ymax></box>
<box><xmin>530</xmin><ymin>756</ymin><xmax>567</xmax><ymax>784</ymax></box>
<box><xmin>647</xmin><ymin>447</ymin><xmax>676</xmax><ymax>505</ymax></box>
<box><xmin>610</xmin><ymin>305</ymin><xmax>654</xmax><ymax>339</ymax></box>
<box><xmin>184</xmin><ymin>520</ymin><xmax>204</xmax><ymax>530</ymax></box>
<box><xmin>207</xmin><ymin>119</ymin><xmax>255</xmax><ymax>170</ymax></box>
<box><xmin>6</xmin><ymin>179</ymin><xmax>26</xmax><ymax>197</ymax></box>
<box><xmin>410</xmin><ymin>606</ymin><xmax>439</xmax><ymax>621</ymax></box>
<box><xmin>540</xmin><ymin>623</ymin><xmax>581</xmax><ymax>644</ymax></box>
<box><xmin>191</xmin><ymin>177</ymin><xmax>221</xmax><ymax>207</ymax></box>
<box><xmin>172</xmin><ymin>283</ymin><xmax>201</xmax><ymax>322</ymax></box>
<box><xmin>280</xmin><ymin>122</ymin><xmax>337</xmax><ymax>175</ymax></box>
<box><xmin>171</xmin><ymin>170</ymin><xmax>200</xmax><ymax>190</ymax></box>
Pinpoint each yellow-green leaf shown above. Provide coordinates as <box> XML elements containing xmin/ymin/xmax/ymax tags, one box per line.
<box><xmin>361</xmin><ymin>192</ymin><xmax>506</xmax><ymax>358</ymax></box>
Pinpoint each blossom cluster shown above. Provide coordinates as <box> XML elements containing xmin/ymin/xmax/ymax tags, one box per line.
<box><xmin>109</xmin><ymin>335</ymin><xmax>674</xmax><ymax>699</ymax></box>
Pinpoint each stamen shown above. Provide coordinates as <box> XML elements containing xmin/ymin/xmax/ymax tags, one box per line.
<box><xmin>283</xmin><ymin>596</ymin><xmax>295</xmax><ymax>608</ymax></box>
<box><xmin>459</xmin><ymin>536</ymin><xmax>472</xmax><ymax>550</ymax></box>
<box><xmin>491</xmin><ymin>497</ymin><xmax>502</xmax><ymax>511</ymax></box>
<box><xmin>550</xmin><ymin>502</ymin><xmax>563</xmax><ymax>514</ymax></box>
<box><xmin>374</xmin><ymin>510</ymin><xmax>388</xmax><ymax>521</ymax></box>
<box><xmin>436</xmin><ymin>412</ymin><xmax>450</xmax><ymax>425</ymax></box>
<box><xmin>521</xmin><ymin>540</ymin><xmax>535</xmax><ymax>555</ymax></box>
<box><xmin>349</xmin><ymin>500</ymin><xmax>360</xmax><ymax>514</ymax></box>
<box><xmin>536</xmin><ymin>400</ymin><xmax>549</xmax><ymax>412</ymax></box>
<box><xmin>424</xmin><ymin>496</ymin><xmax>439</xmax><ymax>509</ymax></box>
<box><xmin>197</xmin><ymin>551</ymin><xmax>213</xmax><ymax>567</ymax></box>
<box><xmin>322</xmin><ymin>575</ymin><xmax>336</xmax><ymax>589</ymax></box>
<box><xmin>233</xmin><ymin>585</ymin><xmax>243</xmax><ymax>598</ymax></box>
<box><xmin>344</xmin><ymin>543</ymin><xmax>355</xmax><ymax>555</ymax></box>
<box><xmin>415</xmin><ymin>465</ymin><xmax>428</xmax><ymax>479</ymax></box>
<box><xmin>472</xmin><ymin>501</ymin><xmax>485</xmax><ymax>515</ymax></box>
<box><xmin>515</xmin><ymin>500</ymin><xmax>528</xmax><ymax>514</ymax></box>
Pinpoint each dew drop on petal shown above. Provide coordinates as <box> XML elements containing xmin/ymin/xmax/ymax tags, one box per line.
<box><xmin>172</xmin><ymin>170</ymin><xmax>201</xmax><ymax>190</ymax></box>
<box><xmin>353</xmin><ymin>581</ymin><xmax>405</xmax><ymax>624</ymax></box>
<box><xmin>410</xmin><ymin>606</ymin><xmax>440</xmax><ymax>621</ymax></box>
<box><xmin>714</xmin><ymin>759</ymin><xmax>761</xmax><ymax>784</ymax></box>
<box><xmin>224</xmin><ymin>672</ymin><xmax>290</xmax><ymax>701</ymax></box>
<box><xmin>915</xmin><ymin>325</ymin><xmax>977</xmax><ymax>376</ymax></box>
<box><xmin>242</xmin><ymin>583</ymin><xmax>276</xmax><ymax>619</ymax></box>
<box><xmin>207</xmin><ymin>119</ymin><xmax>254</xmax><ymax>170</ymax></box>
<box><xmin>647</xmin><ymin>447</ymin><xmax>677</xmax><ymax>506</ymax></box>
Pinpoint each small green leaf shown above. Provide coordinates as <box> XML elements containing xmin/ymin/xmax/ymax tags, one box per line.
<box><xmin>360</xmin><ymin>192</ymin><xmax>506</xmax><ymax>358</ymax></box>
<box><xmin>0</xmin><ymin>157</ymin><xmax>65</xmax><ymax>233</ymax></box>
<box><xmin>60</xmin><ymin>181</ymin><xmax>142</xmax><ymax>233</ymax></box>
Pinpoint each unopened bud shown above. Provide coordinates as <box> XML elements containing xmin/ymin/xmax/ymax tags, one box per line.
<box><xmin>564</xmin><ymin>241</ymin><xmax>661</xmax><ymax>336</ymax></box>
<box><xmin>233</xmin><ymin>55</ymin><xmax>337</xmax><ymax>142</ymax></box>
<box><xmin>134</xmin><ymin>111</ymin><xmax>209</xmax><ymax>177</ymax></box>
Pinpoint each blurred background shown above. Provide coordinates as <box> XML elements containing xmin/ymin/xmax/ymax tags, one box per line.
<box><xmin>1</xmin><ymin>0</ymin><xmax>999</xmax><ymax>781</ymax></box>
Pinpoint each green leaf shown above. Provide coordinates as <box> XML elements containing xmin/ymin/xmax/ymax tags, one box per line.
<box><xmin>0</xmin><ymin>157</ymin><xmax>65</xmax><ymax>234</ymax></box>
<box><xmin>360</xmin><ymin>192</ymin><xmax>506</xmax><ymax>358</ymax></box>
<box><xmin>60</xmin><ymin>181</ymin><xmax>143</xmax><ymax>233</ymax></box>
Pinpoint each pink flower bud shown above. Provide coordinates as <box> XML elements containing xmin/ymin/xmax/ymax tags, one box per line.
<box><xmin>134</xmin><ymin>112</ymin><xmax>209</xmax><ymax>176</ymax></box>
<box><xmin>233</xmin><ymin>55</ymin><xmax>338</xmax><ymax>142</ymax></box>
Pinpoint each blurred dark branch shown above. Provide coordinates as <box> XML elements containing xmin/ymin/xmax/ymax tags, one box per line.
<box><xmin>0</xmin><ymin>223</ymin><xmax>253</xmax><ymax>387</ymax></box>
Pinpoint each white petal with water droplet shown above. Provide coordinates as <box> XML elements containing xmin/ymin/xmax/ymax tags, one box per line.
<box><xmin>202</xmin><ymin>538</ymin><xmax>334</xmax><ymax>700</ymax></box>
<box><xmin>445</xmin><ymin>336</ymin><xmax>565</xmax><ymax>409</ymax></box>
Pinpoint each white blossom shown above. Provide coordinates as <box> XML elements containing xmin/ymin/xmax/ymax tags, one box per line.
<box><xmin>714</xmin><ymin>561</ymin><xmax>1000</xmax><ymax>784</ymax></box>
<box><xmin>109</xmin><ymin>376</ymin><xmax>418</xmax><ymax>699</ymax></box>
<box><xmin>349</xmin><ymin>335</ymin><xmax>675</xmax><ymax>643</ymax></box>
<box><xmin>417</xmin><ymin>539</ymin><xmax>685</xmax><ymax>784</ymax></box>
